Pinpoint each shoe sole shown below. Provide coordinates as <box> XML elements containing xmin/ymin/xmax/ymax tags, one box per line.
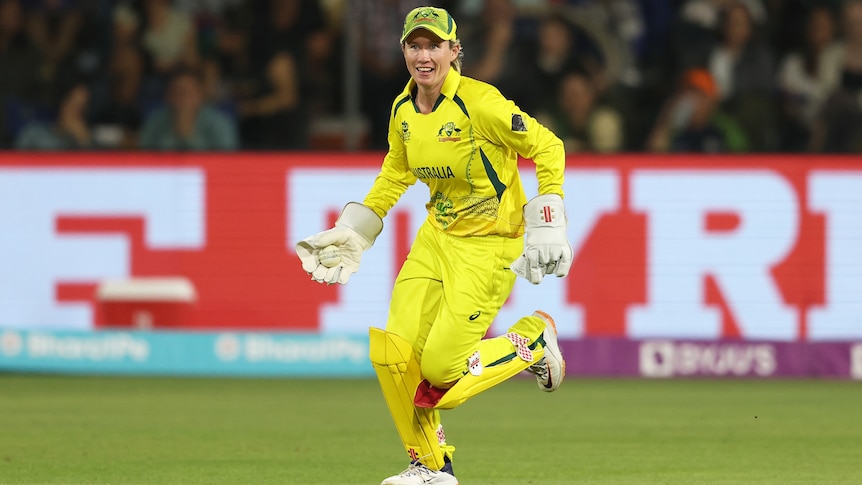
<box><xmin>534</xmin><ymin>310</ymin><xmax>566</xmax><ymax>391</ymax></box>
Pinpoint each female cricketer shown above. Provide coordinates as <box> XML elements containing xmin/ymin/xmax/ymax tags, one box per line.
<box><xmin>296</xmin><ymin>6</ymin><xmax>572</xmax><ymax>485</ymax></box>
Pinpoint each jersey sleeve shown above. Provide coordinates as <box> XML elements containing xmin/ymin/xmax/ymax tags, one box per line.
<box><xmin>362</xmin><ymin>108</ymin><xmax>418</xmax><ymax>219</ymax></box>
<box><xmin>473</xmin><ymin>88</ymin><xmax>566</xmax><ymax>197</ymax></box>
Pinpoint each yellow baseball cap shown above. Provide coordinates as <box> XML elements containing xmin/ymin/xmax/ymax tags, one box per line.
<box><xmin>400</xmin><ymin>6</ymin><xmax>457</xmax><ymax>43</ymax></box>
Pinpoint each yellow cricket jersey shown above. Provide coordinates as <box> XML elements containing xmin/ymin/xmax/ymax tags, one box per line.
<box><xmin>362</xmin><ymin>69</ymin><xmax>566</xmax><ymax>238</ymax></box>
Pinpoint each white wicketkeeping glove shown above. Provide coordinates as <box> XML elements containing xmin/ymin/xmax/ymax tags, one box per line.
<box><xmin>295</xmin><ymin>202</ymin><xmax>383</xmax><ymax>285</ymax></box>
<box><xmin>511</xmin><ymin>194</ymin><xmax>574</xmax><ymax>284</ymax></box>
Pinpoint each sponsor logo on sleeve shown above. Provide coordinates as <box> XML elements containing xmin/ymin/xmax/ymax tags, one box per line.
<box><xmin>511</xmin><ymin>114</ymin><xmax>527</xmax><ymax>132</ymax></box>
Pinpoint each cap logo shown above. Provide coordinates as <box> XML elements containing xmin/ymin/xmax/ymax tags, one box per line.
<box><xmin>413</xmin><ymin>8</ymin><xmax>440</xmax><ymax>24</ymax></box>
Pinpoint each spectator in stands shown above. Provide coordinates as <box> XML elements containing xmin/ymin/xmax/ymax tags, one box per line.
<box><xmin>199</xmin><ymin>55</ymin><xmax>235</xmax><ymax>112</ymax></box>
<box><xmin>171</xmin><ymin>0</ymin><xmax>243</xmax><ymax>72</ymax></box>
<box><xmin>249</xmin><ymin>0</ymin><xmax>330</xmax><ymax>67</ymax></box>
<box><xmin>88</xmin><ymin>43</ymin><xmax>160</xmax><ymax>149</ymax></box>
<box><xmin>564</xmin><ymin>0</ymin><xmax>675</xmax><ymax>151</ymax></box>
<box><xmin>706</xmin><ymin>1</ymin><xmax>776</xmax><ymax>151</ymax></box>
<box><xmin>139</xmin><ymin>0</ymin><xmax>199</xmax><ymax>75</ymax></box>
<box><xmin>540</xmin><ymin>69</ymin><xmax>624</xmax><ymax>153</ymax></box>
<box><xmin>138</xmin><ymin>66</ymin><xmax>238</xmax><ymax>150</ymax></box>
<box><xmin>679</xmin><ymin>0</ymin><xmax>768</xmax><ymax>29</ymax></box>
<box><xmin>24</xmin><ymin>1</ymin><xmax>110</xmax><ymax>113</ymax></box>
<box><xmin>237</xmin><ymin>51</ymin><xmax>303</xmax><ymax>149</ymax></box>
<box><xmin>670</xmin><ymin>0</ymin><xmax>767</xmax><ymax>79</ymax></box>
<box><xmin>561</xmin><ymin>0</ymin><xmax>656</xmax><ymax>89</ymax></box>
<box><xmin>251</xmin><ymin>0</ymin><xmax>334</xmax><ymax>120</ymax></box>
<box><xmin>765</xmin><ymin>0</ymin><xmax>816</xmax><ymax>61</ymax></box>
<box><xmin>775</xmin><ymin>5</ymin><xmax>843</xmax><ymax>151</ymax></box>
<box><xmin>459</xmin><ymin>0</ymin><xmax>519</xmax><ymax>88</ymax></box>
<box><xmin>236</xmin><ymin>0</ymin><xmax>334</xmax><ymax>149</ymax></box>
<box><xmin>111</xmin><ymin>1</ymin><xmax>140</xmax><ymax>48</ymax></box>
<box><xmin>0</xmin><ymin>0</ymin><xmax>44</xmax><ymax>147</ymax></box>
<box><xmin>810</xmin><ymin>0</ymin><xmax>862</xmax><ymax>152</ymax></box>
<box><xmin>515</xmin><ymin>11</ymin><xmax>608</xmax><ymax>115</ymax></box>
<box><xmin>351</xmin><ymin>0</ymin><xmax>422</xmax><ymax>150</ymax></box>
<box><xmin>23</xmin><ymin>0</ymin><xmax>82</xmax><ymax>60</ymax></box>
<box><xmin>186</xmin><ymin>0</ymin><xmax>253</xmax><ymax>107</ymax></box>
<box><xmin>7</xmin><ymin>0</ymin><xmax>861</xmax><ymax>155</ymax></box>
<box><xmin>646</xmin><ymin>68</ymin><xmax>748</xmax><ymax>153</ymax></box>
<box><xmin>15</xmin><ymin>79</ymin><xmax>93</xmax><ymax>149</ymax></box>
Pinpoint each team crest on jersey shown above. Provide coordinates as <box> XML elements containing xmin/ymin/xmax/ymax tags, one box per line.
<box><xmin>437</xmin><ymin>121</ymin><xmax>462</xmax><ymax>142</ymax></box>
<box><xmin>401</xmin><ymin>121</ymin><xmax>411</xmax><ymax>142</ymax></box>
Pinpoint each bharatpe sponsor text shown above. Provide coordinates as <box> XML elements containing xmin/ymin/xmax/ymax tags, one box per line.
<box><xmin>214</xmin><ymin>334</ymin><xmax>367</xmax><ymax>364</ymax></box>
<box><xmin>22</xmin><ymin>332</ymin><xmax>149</xmax><ymax>362</ymax></box>
<box><xmin>639</xmin><ymin>341</ymin><xmax>777</xmax><ymax>377</ymax></box>
<box><xmin>1</xmin><ymin>330</ymin><xmax>372</xmax><ymax>376</ymax></box>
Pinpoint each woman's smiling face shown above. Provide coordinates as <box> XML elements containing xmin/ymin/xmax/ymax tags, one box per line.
<box><xmin>402</xmin><ymin>30</ymin><xmax>459</xmax><ymax>91</ymax></box>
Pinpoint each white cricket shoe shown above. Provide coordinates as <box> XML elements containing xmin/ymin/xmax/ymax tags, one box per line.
<box><xmin>380</xmin><ymin>461</ymin><xmax>458</xmax><ymax>485</ymax></box>
<box><xmin>527</xmin><ymin>310</ymin><xmax>566</xmax><ymax>392</ymax></box>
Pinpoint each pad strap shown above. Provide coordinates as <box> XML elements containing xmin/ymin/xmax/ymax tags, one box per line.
<box><xmin>506</xmin><ymin>332</ymin><xmax>534</xmax><ymax>362</ymax></box>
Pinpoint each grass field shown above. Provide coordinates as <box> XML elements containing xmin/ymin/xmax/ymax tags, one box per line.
<box><xmin>1</xmin><ymin>375</ymin><xmax>860</xmax><ymax>485</ymax></box>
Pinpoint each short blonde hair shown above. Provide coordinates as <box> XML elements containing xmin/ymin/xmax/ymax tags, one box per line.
<box><xmin>451</xmin><ymin>39</ymin><xmax>463</xmax><ymax>73</ymax></box>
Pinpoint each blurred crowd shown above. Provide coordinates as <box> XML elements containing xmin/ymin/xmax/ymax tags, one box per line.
<box><xmin>2</xmin><ymin>0</ymin><xmax>862</xmax><ymax>153</ymax></box>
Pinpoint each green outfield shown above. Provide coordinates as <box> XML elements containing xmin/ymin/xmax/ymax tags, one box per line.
<box><xmin>0</xmin><ymin>375</ymin><xmax>859</xmax><ymax>485</ymax></box>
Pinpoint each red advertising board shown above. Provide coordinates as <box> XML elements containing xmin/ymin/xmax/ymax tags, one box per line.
<box><xmin>2</xmin><ymin>153</ymin><xmax>861</xmax><ymax>342</ymax></box>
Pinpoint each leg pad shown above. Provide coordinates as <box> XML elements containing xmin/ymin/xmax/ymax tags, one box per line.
<box><xmin>369</xmin><ymin>328</ymin><xmax>448</xmax><ymax>470</ymax></box>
